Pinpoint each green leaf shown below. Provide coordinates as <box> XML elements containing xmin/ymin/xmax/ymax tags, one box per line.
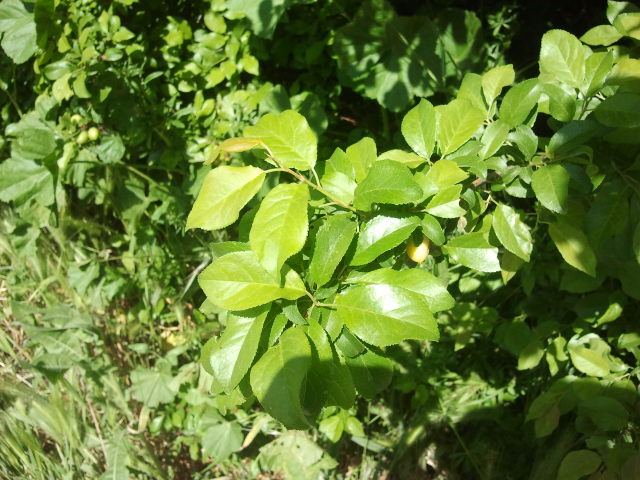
<box><xmin>244</xmin><ymin>110</ymin><xmax>317</xmax><ymax>170</ymax></box>
<box><xmin>103</xmin><ymin>430</ymin><xmax>129</xmax><ymax>480</ymax></box>
<box><xmin>401</xmin><ymin>98</ymin><xmax>436</xmax><ymax>159</ymax></box>
<box><xmin>531</xmin><ymin>164</ymin><xmax>571</xmax><ymax>214</ymax></box>
<box><xmin>202</xmin><ymin>422</ymin><xmax>243</xmax><ymax>461</ymax></box>
<box><xmin>567</xmin><ymin>334</ymin><xmax>611</xmax><ymax>377</ymax></box>
<box><xmin>425</xmin><ymin>185</ymin><xmax>466</xmax><ymax>218</ymax></box>
<box><xmin>226</xmin><ymin>0</ymin><xmax>305</xmax><ymax>38</ymax></box>
<box><xmin>198</xmin><ymin>251</ymin><xmax>306</xmax><ymax>311</ymax></box>
<box><xmin>377</xmin><ymin>149</ymin><xmax>425</xmax><ymax>168</ymax></box>
<box><xmin>346</xmin><ymin>137</ymin><xmax>377</xmax><ymax>183</ymax></box>
<box><xmin>319</xmin><ymin>415</ymin><xmax>344</xmax><ymax>443</ymax></box>
<box><xmin>542</xmin><ymin>83</ymin><xmax>577</xmax><ymax>123</ymax></box>
<box><xmin>517</xmin><ymin>338</ymin><xmax>545</xmax><ymax>370</ymax></box>
<box><xmin>633</xmin><ymin>222</ymin><xmax>640</xmax><ymax>264</ymax></box>
<box><xmin>499</xmin><ymin>79</ymin><xmax>540</xmax><ymax>128</ymax></box>
<box><xmin>0</xmin><ymin>0</ymin><xmax>37</xmax><ymax>63</ymax></box>
<box><xmin>309</xmin><ymin>214</ymin><xmax>356</xmax><ymax>287</ymax></box>
<box><xmin>345</xmin><ymin>350</ymin><xmax>393</xmax><ymax>399</ymax></box>
<box><xmin>206</xmin><ymin>306</ymin><xmax>269</xmax><ymax>393</ymax></box>
<box><xmin>0</xmin><ymin>158</ymin><xmax>54</xmax><ymax>206</ymax></box>
<box><xmin>492</xmin><ymin>203</ymin><xmax>533</xmax><ymax>261</ymax></box>
<box><xmin>186</xmin><ymin>166</ymin><xmax>266</xmax><ymax>230</ymax></box>
<box><xmin>547</xmin><ymin>120</ymin><xmax>600</xmax><ymax>158</ymax></box>
<box><xmin>336</xmin><ymin>284</ymin><xmax>438</xmax><ymax>347</ymax></box>
<box><xmin>250</xmin><ymin>326</ymin><xmax>312</xmax><ymax>429</ymax></box>
<box><xmin>130</xmin><ymin>362</ymin><xmax>177</xmax><ymax>407</ymax></box>
<box><xmin>419</xmin><ymin>159</ymin><xmax>469</xmax><ymax>198</ymax></box>
<box><xmin>435</xmin><ymin>98</ymin><xmax>484</xmax><ymax>155</ymax></box>
<box><xmin>594</xmin><ymin>93</ymin><xmax>640</xmax><ymax>128</ymax></box>
<box><xmin>585</xmin><ymin>189</ymin><xmax>628</xmax><ymax>249</ymax></box>
<box><xmin>354</xmin><ymin>160</ymin><xmax>422</xmax><ymax>211</ymax></box>
<box><xmin>249</xmin><ymin>183</ymin><xmax>309</xmax><ymax>274</ymax></box>
<box><xmin>445</xmin><ymin>232</ymin><xmax>500</xmax><ymax>272</ymax></box>
<box><xmin>421</xmin><ymin>214</ymin><xmax>445</xmax><ymax>245</ymax></box>
<box><xmin>305</xmin><ymin>321</ymin><xmax>356</xmax><ymax>410</ymax></box>
<box><xmin>539</xmin><ymin>29</ymin><xmax>587</xmax><ymax>88</ymax></box>
<box><xmin>549</xmin><ymin>220</ymin><xmax>597</xmax><ymax>277</ymax></box>
<box><xmin>481</xmin><ymin>64</ymin><xmax>515</xmax><ymax>107</ymax></box>
<box><xmin>584</xmin><ymin>51</ymin><xmax>615</xmax><ymax>96</ymax></box>
<box><xmin>580</xmin><ymin>24</ymin><xmax>623</xmax><ymax>46</ymax></box>
<box><xmin>351</xmin><ymin>215</ymin><xmax>420</xmax><ymax>266</ymax></box>
<box><xmin>479</xmin><ymin>120</ymin><xmax>510</xmax><ymax>159</ymax></box>
<box><xmin>347</xmin><ymin>267</ymin><xmax>454</xmax><ymax>312</ymax></box>
<box><xmin>579</xmin><ymin>396</ymin><xmax>629</xmax><ymax>431</ymax></box>
<box><xmin>557</xmin><ymin>450</ymin><xmax>602</xmax><ymax>480</ymax></box>
<box><xmin>321</xmin><ymin>147</ymin><xmax>357</xmax><ymax>204</ymax></box>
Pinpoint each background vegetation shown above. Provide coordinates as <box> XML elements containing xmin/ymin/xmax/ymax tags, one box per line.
<box><xmin>1</xmin><ymin>1</ymin><xmax>638</xmax><ymax>479</ymax></box>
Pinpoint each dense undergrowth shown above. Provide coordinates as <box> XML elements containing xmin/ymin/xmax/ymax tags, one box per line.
<box><xmin>1</xmin><ymin>1</ymin><xmax>639</xmax><ymax>479</ymax></box>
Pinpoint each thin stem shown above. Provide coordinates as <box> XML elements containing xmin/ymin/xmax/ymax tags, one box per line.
<box><xmin>0</xmin><ymin>85</ymin><xmax>23</xmax><ymax>118</ymax></box>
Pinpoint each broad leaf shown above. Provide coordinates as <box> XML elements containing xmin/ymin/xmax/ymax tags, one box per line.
<box><xmin>401</xmin><ymin>99</ymin><xmax>436</xmax><ymax>159</ymax></box>
<box><xmin>0</xmin><ymin>158</ymin><xmax>54</xmax><ymax>206</ymax></box>
<box><xmin>492</xmin><ymin>203</ymin><xmax>533</xmax><ymax>261</ymax></box>
<box><xmin>580</xmin><ymin>24</ymin><xmax>623</xmax><ymax>46</ymax></box>
<box><xmin>198</xmin><ymin>251</ymin><xmax>306</xmax><ymax>310</ymax></box>
<box><xmin>499</xmin><ymin>79</ymin><xmax>540</xmax><ymax>128</ymax></box>
<box><xmin>353</xmin><ymin>160</ymin><xmax>422</xmax><ymax>211</ymax></box>
<box><xmin>445</xmin><ymin>232</ymin><xmax>500</xmax><ymax>272</ymax></box>
<box><xmin>435</xmin><ymin>98</ymin><xmax>484</xmax><ymax>155</ymax></box>
<box><xmin>557</xmin><ymin>450</ymin><xmax>602</xmax><ymax>480</ymax></box>
<box><xmin>351</xmin><ymin>215</ymin><xmax>420</xmax><ymax>266</ymax></box>
<box><xmin>305</xmin><ymin>321</ymin><xmax>356</xmax><ymax>410</ymax></box>
<box><xmin>336</xmin><ymin>284</ymin><xmax>438</xmax><ymax>347</ymax></box>
<box><xmin>425</xmin><ymin>184</ymin><xmax>466</xmax><ymax>218</ymax></box>
<box><xmin>250</xmin><ymin>326</ymin><xmax>312</xmax><ymax>429</ymax></box>
<box><xmin>130</xmin><ymin>362</ymin><xmax>177</xmax><ymax>407</ymax></box>
<box><xmin>309</xmin><ymin>214</ymin><xmax>356</xmax><ymax>287</ymax></box>
<box><xmin>419</xmin><ymin>159</ymin><xmax>468</xmax><ymax>198</ymax></box>
<box><xmin>186</xmin><ymin>166</ymin><xmax>265</xmax><ymax>230</ymax></box>
<box><xmin>202</xmin><ymin>422</ymin><xmax>243</xmax><ymax>461</ymax></box>
<box><xmin>250</xmin><ymin>183</ymin><xmax>309</xmax><ymax>274</ymax></box>
<box><xmin>531</xmin><ymin>164</ymin><xmax>570</xmax><ymax>214</ymax></box>
<box><xmin>585</xmin><ymin>189</ymin><xmax>628</xmax><ymax>249</ymax></box>
<box><xmin>345</xmin><ymin>350</ymin><xmax>393</xmax><ymax>399</ymax></box>
<box><xmin>347</xmin><ymin>267</ymin><xmax>454</xmax><ymax>312</ymax></box>
<box><xmin>0</xmin><ymin>0</ymin><xmax>37</xmax><ymax>63</ymax></box>
<box><xmin>547</xmin><ymin>120</ymin><xmax>600</xmax><ymax>158</ymax></box>
<box><xmin>481</xmin><ymin>65</ymin><xmax>515</xmax><ymax>107</ymax></box>
<box><xmin>539</xmin><ymin>29</ymin><xmax>587</xmax><ymax>88</ymax></box>
<box><xmin>594</xmin><ymin>92</ymin><xmax>640</xmax><ymax>128</ymax></box>
<box><xmin>206</xmin><ymin>306</ymin><xmax>269</xmax><ymax>393</ymax></box>
<box><xmin>479</xmin><ymin>120</ymin><xmax>510</xmax><ymax>159</ymax></box>
<box><xmin>321</xmin><ymin>147</ymin><xmax>357</xmax><ymax>204</ymax></box>
<box><xmin>549</xmin><ymin>220</ymin><xmax>597</xmax><ymax>277</ymax></box>
<box><xmin>244</xmin><ymin>110</ymin><xmax>317</xmax><ymax>170</ymax></box>
<box><xmin>346</xmin><ymin>137</ymin><xmax>377</xmax><ymax>183</ymax></box>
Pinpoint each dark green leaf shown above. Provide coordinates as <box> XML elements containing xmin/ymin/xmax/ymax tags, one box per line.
<box><xmin>549</xmin><ymin>220</ymin><xmax>597</xmax><ymax>277</ymax></box>
<box><xmin>309</xmin><ymin>214</ymin><xmax>356</xmax><ymax>287</ymax></box>
<box><xmin>557</xmin><ymin>450</ymin><xmax>601</xmax><ymax>480</ymax></box>
<box><xmin>346</xmin><ymin>350</ymin><xmax>393</xmax><ymax>399</ymax></box>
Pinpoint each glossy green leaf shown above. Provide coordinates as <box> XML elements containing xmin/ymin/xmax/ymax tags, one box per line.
<box><xmin>492</xmin><ymin>203</ymin><xmax>533</xmax><ymax>261</ymax></box>
<box><xmin>499</xmin><ymin>79</ymin><xmax>540</xmax><ymax>128</ymax></box>
<box><xmin>421</xmin><ymin>214</ymin><xmax>445</xmax><ymax>245</ymax></box>
<box><xmin>445</xmin><ymin>232</ymin><xmax>500</xmax><ymax>272</ymax></box>
<box><xmin>347</xmin><ymin>267</ymin><xmax>454</xmax><ymax>312</ymax></box>
<box><xmin>531</xmin><ymin>164</ymin><xmax>571</xmax><ymax>214</ymax></box>
<box><xmin>435</xmin><ymin>98</ymin><xmax>484</xmax><ymax>155</ymax></box>
<box><xmin>321</xmin><ymin>147</ymin><xmax>357</xmax><ymax>204</ymax></box>
<box><xmin>305</xmin><ymin>321</ymin><xmax>356</xmax><ymax>409</ymax></box>
<box><xmin>377</xmin><ymin>149</ymin><xmax>425</xmax><ymax>168</ymax></box>
<box><xmin>542</xmin><ymin>83</ymin><xmax>577</xmax><ymax>122</ymax></box>
<box><xmin>186</xmin><ymin>166</ymin><xmax>266</xmax><ymax>230</ymax></box>
<box><xmin>206</xmin><ymin>306</ymin><xmax>269</xmax><ymax>393</ymax></box>
<box><xmin>557</xmin><ymin>450</ymin><xmax>602</xmax><ymax>480</ymax></box>
<box><xmin>567</xmin><ymin>334</ymin><xmax>611</xmax><ymax>377</ymax></box>
<box><xmin>244</xmin><ymin>110</ymin><xmax>317</xmax><ymax>170</ymax></box>
<box><xmin>594</xmin><ymin>93</ymin><xmax>640</xmax><ymax>128</ymax></box>
<box><xmin>549</xmin><ymin>220</ymin><xmax>597</xmax><ymax>277</ymax></box>
<box><xmin>0</xmin><ymin>0</ymin><xmax>37</xmax><ymax>63</ymax></box>
<box><xmin>425</xmin><ymin>185</ymin><xmax>466</xmax><ymax>218</ymax></box>
<box><xmin>198</xmin><ymin>251</ymin><xmax>306</xmax><ymax>310</ymax></box>
<box><xmin>250</xmin><ymin>183</ymin><xmax>309</xmax><ymax>274</ymax></box>
<box><xmin>354</xmin><ymin>160</ymin><xmax>422</xmax><ymax>211</ymax></box>
<box><xmin>479</xmin><ymin>120</ymin><xmax>510</xmax><ymax>159</ymax></box>
<box><xmin>250</xmin><ymin>327</ymin><xmax>311</xmax><ymax>429</ymax></box>
<box><xmin>539</xmin><ymin>29</ymin><xmax>587</xmax><ymax>88</ymax></box>
<box><xmin>345</xmin><ymin>350</ymin><xmax>393</xmax><ymax>399</ymax></box>
<box><xmin>202</xmin><ymin>422</ymin><xmax>243</xmax><ymax>461</ymax></box>
<box><xmin>584</xmin><ymin>51</ymin><xmax>615</xmax><ymax>96</ymax></box>
<box><xmin>401</xmin><ymin>99</ymin><xmax>436</xmax><ymax>159</ymax></box>
<box><xmin>309</xmin><ymin>214</ymin><xmax>356</xmax><ymax>287</ymax></box>
<box><xmin>580</xmin><ymin>24</ymin><xmax>623</xmax><ymax>46</ymax></box>
<box><xmin>336</xmin><ymin>285</ymin><xmax>437</xmax><ymax>347</ymax></box>
<box><xmin>351</xmin><ymin>215</ymin><xmax>420</xmax><ymax>266</ymax></box>
<box><xmin>547</xmin><ymin>120</ymin><xmax>600</xmax><ymax>158</ymax></box>
<box><xmin>419</xmin><ymin>159</ymin><xmax>469</xmax><ymax>198</ymax></box>
<box><xmin>481</xmin><ymin>64</ymin><xmax>515</xmax><ymax>107</ymax></box>
<box><xmin>346</xmin><ymin>137</ymin><xmax>377</xmax><ymax>183</ymax></box>
<box><xmin>0</xmin><ymin>158</ymin><xmax>54</xmax><ymax>206</ymax></box>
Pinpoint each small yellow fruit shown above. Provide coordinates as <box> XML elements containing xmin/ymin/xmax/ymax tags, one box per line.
<box><xmin>76</xmin><ymin>130</ymin><xmax>89</xmax><ymax>144</ymax></box>
<box><xmin>87</xmin><ymin>127</ymin><xmax>100</xmax><ymax>141</ymax></box>
<box><xmin>70</xmin><ymin>114</ymin><xmax>83</xmax><ymax>124</ymax></box>
<box><xmin>407</xmin><ymin>236</ymin><xmax>430</xmax><ymax>263</ymax></box>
